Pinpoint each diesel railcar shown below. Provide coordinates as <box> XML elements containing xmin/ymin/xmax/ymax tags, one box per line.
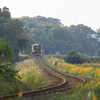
<box><xmin>32</xmin><ymin>44</ymin><xmax>42</xmax><ymax>55</ymax></box>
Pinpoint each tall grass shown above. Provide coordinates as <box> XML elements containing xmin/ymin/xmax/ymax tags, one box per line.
<box><xmin>15</xmin><ymin>59</ymin><xmax>47</xmax><ymax>90</ymax></box>
<box><xmin>0</xmin><ymin>59</ymin><xmax>47</xmax><ymax>95</ymax></box>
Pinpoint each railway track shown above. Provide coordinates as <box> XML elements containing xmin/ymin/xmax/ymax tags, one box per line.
<box><xmin>35</xmin><ymin>56</ymin><xmax>85</xmax><ymax>89</ymax></box>
<box><xmin>1</xmin><ymin>55</ymin><xmax>85</xmax><ymax>100</ymax></box>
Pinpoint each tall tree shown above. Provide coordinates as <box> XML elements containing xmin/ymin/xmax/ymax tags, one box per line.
<box><xmin>0</xmin><ymin>7</ymin><xmax>10</xmax><ymax>18</ymax></box>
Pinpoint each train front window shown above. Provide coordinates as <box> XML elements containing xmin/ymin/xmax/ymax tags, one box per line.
<box><xmin>34</xmin><ymin>45</ymin><xmax>41</xmax><ymax>52</ymax></box>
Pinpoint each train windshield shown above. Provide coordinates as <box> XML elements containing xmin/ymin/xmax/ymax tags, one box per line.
<box><xmin>34</xmin><ymin>45</ymin><xmax>41</xmax><ymax>51</ymax></box>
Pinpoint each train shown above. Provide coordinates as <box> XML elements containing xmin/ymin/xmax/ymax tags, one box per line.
<box><xmin>32</xmin><ymin>43</ymin><xmax>42</xmax><ymax>55</ymax></box>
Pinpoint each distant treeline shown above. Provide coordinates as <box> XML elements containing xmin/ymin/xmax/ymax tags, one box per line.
<box><xmin>1</xmin><ymin>6</ymin><xmax>100</xmax><ymax>57</ymax></box>
<box><xmin>19</xmin><ymin>16</ymin><xmax>100</xmax><ymax>56</ymax></box>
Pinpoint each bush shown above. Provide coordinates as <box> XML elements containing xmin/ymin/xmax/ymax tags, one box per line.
<box><xmin>78</xmin><ymin>53</ymin><xmax>90</xmax><ymax>63</ymax></box>
<box><xmin>64</xmin><ymin>50</ymin><xmax>90</xmax><ymax>64</ymax></box>
<box><xmin>64</xmin><ymin>50</ymin><xmax>81</xmax><ymax>64</ymax></box>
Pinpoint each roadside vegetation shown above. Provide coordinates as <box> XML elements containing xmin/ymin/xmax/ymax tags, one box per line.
<box><xmin>0</xmin><ymin>58</ymin><xmax>47</xmax><ymax>95</ymax></box>
<box><xmin>1</xmin><ymin>58</ymin><xmax>48</xmax><ymax>95</ymax></box>
<box><xmin>15</xmin><ymin>59</ymin><xmax>47</xmax><ymax>90</ymax></box>
<box><xmin>49</xmin><ymin>56</ymin><xmax>100</xmax><ymax>100</ymax></box>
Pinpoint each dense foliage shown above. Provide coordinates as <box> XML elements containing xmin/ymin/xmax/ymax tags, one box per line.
<box><xmin>64</xmin><ymin>50</ymin><xmax>81</xmax><ymax>64</ymax></box>
<box><xmin>0</xmin><ymin>38</ymin><xmax>18</xmax><ymax>82</ymax></box>
<box><xmin>0</xmin><ymin>38</ymin><xmax>14</xmax><ymax>62</ymax></box>
<box><xmin>19</xmin><ymin>16</ymin><xmax>100</xmax><ymax>56</ymax></box>
<box><xmin>0</xmin><ymin>7</ymin><xmax>35</xmax><ymax>62</ymax></box>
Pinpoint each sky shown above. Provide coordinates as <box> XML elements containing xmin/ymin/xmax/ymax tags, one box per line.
<box><xmin>0</xmin><ymin>0</ymin><xmax>100</xmax><ymax>31</ymax></box>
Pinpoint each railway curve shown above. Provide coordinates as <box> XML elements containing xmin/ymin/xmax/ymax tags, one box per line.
<box><xmin>1</xmin><ymin>55</ymin><xmax>85</xmax><ymax>100</ymax></box>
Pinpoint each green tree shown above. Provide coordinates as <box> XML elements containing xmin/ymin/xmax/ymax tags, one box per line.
<box><xmin>64</xmin><ymin>50</ymin><xmax>91</xmax><ymax>64</ymax></box>
<box><xmin>0</xmin><ymin>38</ymin><xmax>18</xmax><ymax>82</ymax></box>
<box><xmin>64</xmin><ymin>50</ymin><xmax>80</xmax><ymax>64</ymax></box>
<box><xmin>0</xmin><ymin>7</ymin><xmax>10</xmax><ymax>18</ymax></box>
<box><xmin>0</xmin><ymin>38</ymin><xmax>14</xmax><ymax>63</ymax></box>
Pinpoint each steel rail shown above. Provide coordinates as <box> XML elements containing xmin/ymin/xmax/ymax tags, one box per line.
<box><xmin>1</xmin><ymin>55</ymin><xmax>85</xmax><ymax>100</ymax></box>
<box><xmin>1</xmin><ymin>56</ymin><xmax>67</xmax><ymax>100</ymax></box>
<box><xmin>38</xmin><ymin>56</ymin><xmax>85</xmax><ymax>85</ymax></box>
<box><xmin>40</xmin><ymin>56</ymin><xmax>85</xmax><ymax>83</ymax></box>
